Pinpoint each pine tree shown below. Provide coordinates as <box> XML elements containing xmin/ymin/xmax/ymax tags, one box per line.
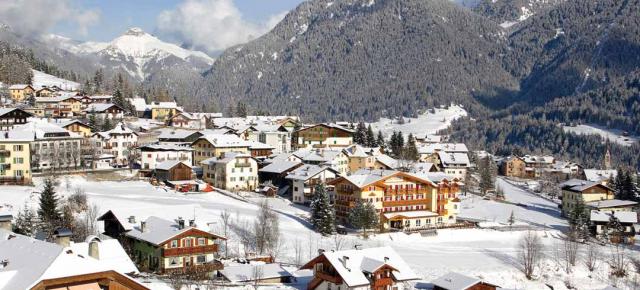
<box><xmin>622</xmin><ymin>173</ymin><xmax>635</xmax><ymax>201</ymax></box>
<box><xmin>569</xmin><ymin>199</ymin><xmax>589</xmax><ymax>239</ymax></box>
<box><xmin>88</xmin><ymin>113</ymin><xmax>97</xmax><ymax>130</ymax></box>
<box><xmin>354</xmin><ymin>122</ymin><xmax>366</xmax><ymax>145</ymax></box>
<box><xmin>376</xmin><ymin>131</ymin><xmax>385</xmax><ymax>149</ymax></box>
<box><xmin>102</xmin><ymin>116</ymin><xmax>112</xmax><ymax>131</ymax></box>
<box><xmin>404</xmin><ymin>133</ymin><xmax>419</xmax><ymax>161</ymax></box>
<box><xmin>14</xmin><ymin>204</ymin><xmax>37</xmax><ymax>237</ymax></box>
<box><xmin>38</xmin><ymin>178</ymin><xmax>61</xmax><ymax>231</ymax></box>
<box><xmin>348</xmin><ymin>200</ymin><xmax>379</xmax><ymax>238</ymax></box>
<box><xmin>508</xmin><ymin>211</ymin><xmax>515</xmax><ymax>228</ymax></box>
<box><xmin>236</xmin><ymin>102</ymin><xmax>248</xmax><ymax>117</ymax></box>
<box><xmin>309</xmin><ymin>184</ymin><xmax>335</xmax><ymax>235</ymax></box>
<box><xmin>479</xmin><ymin>156</ymin><xmax>495</xmax><ymax>194</ymax></box>
<box><xmin>365</xmin><ymin>125</ymin><xmax>376</xmax><ymax>147</ymax></box>
<box><xmin>614</xmin><ymin>168</ymin><xmax>626</xmax><ymax>199</ymax></box>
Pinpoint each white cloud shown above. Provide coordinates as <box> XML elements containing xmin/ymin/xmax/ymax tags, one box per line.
<box><xmin>156</xmin><ymin>0</ymin><xmax>287</xmax><ymax>54</ymax></box>
<box><xmin>0</xmin><ymin>0</ymin><xmax>100</xmax><ymax>37</ymax></box>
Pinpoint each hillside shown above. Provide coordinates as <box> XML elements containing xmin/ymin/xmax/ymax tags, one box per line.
<box><xmin>200</xmin><ymin>0</ymin><xmax>518</xmax><ymax>121</ymax></box>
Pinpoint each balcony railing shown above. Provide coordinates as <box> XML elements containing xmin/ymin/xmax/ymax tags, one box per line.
<box><xmin>382</xmin><ymin>198</ymin><xmax>431</xmax><ymax>207</ymax></box>
<box><xmin>162</xmin><ymin>244</ymin><xmax>219</xmax><ymax>257</ymax></box>
<box><xmin>0</xmin><ymin>150</ymin><xmax>9</xmax><ymax>157</ymax></box>
<box><xmin>235</xmin><ymin>162</ymin><xmax>252</xmax><ymax>168</ymax></box>
<box><xmin>315</xmin><ymin>271</ymin><xmax>342</xmax><ymax>284</ymax></box>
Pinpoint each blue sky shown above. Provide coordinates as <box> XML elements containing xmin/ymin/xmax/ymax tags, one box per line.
<box><xmin>52</xmin><ymin>0</ymin><xmax>305</xmax><ymax>42</ymax></box>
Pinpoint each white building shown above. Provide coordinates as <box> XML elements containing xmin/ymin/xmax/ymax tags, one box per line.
<box><xmin>139</xmin><ymin>143</ymin><xmax>193</xmax><ymax>170</ymax></box>
<box><xmin>286</xmin><ymin>164</ymin><xmax>340</xmax><ymax>204</ymax></box>
<box><xmin>201</xmin><ymin>152</ymin><xmax>258</xmax><ymax>191</ymax></box>
<box><xmin>92</xmin><ymin>122</ymin><xmax>138</xmax><ymax>167</ymax></box>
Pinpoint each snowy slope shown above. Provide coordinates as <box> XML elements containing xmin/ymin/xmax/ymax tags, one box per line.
<box><xmin>368</xmin><ymin>105</ymin><xmax>467</xmax><ymax>138</ymax></box>
<box><xmin>31</xmin><ymin>70</ymin><xmax>80</xmax><ymax>91</ymax></box>
<box><xmin>563</xmin><ymin>124</ymin><xmax>639</xmax><ymax>147</ymax></box>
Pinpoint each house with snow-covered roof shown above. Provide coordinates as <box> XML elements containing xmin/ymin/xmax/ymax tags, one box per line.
<box><xmin>192</xmin><ymin>134</ymin><xmax>251</xmax><ymax>165</ymax></box>
<box><xmin>295</xmin><ymin>123</ymin><xmax>354</xmax><ymax>150</ymax></box>
<box><xmin>583</xmin><ymin>169</ymin><xmax>618</xmax><ymax>185</ymax></box>
<box><xmin>590</xmin><ymin>210</ymin><xmax>637</xmax><ymax>244</ymax></box>
<box><xmin>424</xmin><ymin>151</ymin><xmax>470</xmax><ymax>180</ymax></box>
<box><xmin>220</xmin><ymin>263</ymin><xmax>293</xmax><ymax>284</ymax></box>
<box><xmin>169</xmin><ymin>111</ymin><xmax>222</xmax><ymax>129</ymax></box>
<box><xmin>431</xmin><ymin>272</ymin><xmax>499</xmax><ymax>290</ymax></box>
<box><xmin>8</xmin><ymin>84</ymin><xmax>34</xmax><ymax>102</ymax></box>
<box><xmin>201</xmin><ymin>152</ymin><xmax>258</xmax><ymax>191</ymax></box>
<box><xmin>84</xmin><ymin>103</ymin><xmax>125</xmax><ymax>120</ymax></box>
<box><xmin>0</xmin><ymin>107</ymin><xmax>31</xmax><ymax>130</ymax></box>
<box><xmin>560</xmin><ymin>179</ymin><xmax>614</xmax><ymax>217</ymax></box>
<box><xmin>293</xmin><ymin>148</ymin><xmax>350</xmax><ymax>175</ymax></box>
<box><xmin>300</xmin><ymin>246</ymin><xmax>419</xmax><ymax>290</ymax></box>
<box><xmin>139</xmin><ymin>143</ymin><xmax>193</xmax><ymax>171</ymax></box>
<box><xmin>286</xmin><ymin>164</ymin><xmax>340</xmax><ymax>204</ymax></box>
<box><xmin>91</xmin><ymin>122</ymin><xmax>138</xmax><ymax>167</ymax></box>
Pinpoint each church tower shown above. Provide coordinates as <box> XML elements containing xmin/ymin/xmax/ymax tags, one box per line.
<box><xmin>603</xmin><ymin>148</ymin><xmax>612</xmax><ymax>170</ymax></box>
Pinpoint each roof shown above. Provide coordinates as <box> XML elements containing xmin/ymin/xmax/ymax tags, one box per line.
<box><xmin>248</xmin><ymin>140</ymin><xmax>274</xmax><ymax>150</ymax></box>
<box><xmin>156</xmin><ymin>160</ymin><xmax>192</xmax><ymax>171</ymax></box>
<box><xmin>286</xmin><ymin>164</ymin><xmax>337</xmax><ymax>181</ymax></box>
<box><xmin>302</xmin><ymin>246</ymin><xmax>419</xmax><ymax>287</ymax></box>
<box><xmin>437</xmin><ymin>152</ymin><xmax>470</xmax><ymax>167</ymax></box>
<box><xmin>561</xmin><ymin>179</ymin><xmax>612</xmax><ymax>192</ymax></box>
<box><xmin>8</xmin><ymin>84</ymin><xmax>31</xmax><ymax>90</ymax></box>
<box><xmin>522</xmin><ymin>155</ymin><xmax>555</xmax><ymax>164</ymax></box>
<box><xmin>586</xmin><ymin>199</ymin><xmax>637</xmax><ymax>209</ymax></box>
<box><xmin>584</xmin><ymin>169</ymin><xmax>618</xmax><ymax>183</ymax></box>
<box><xmin>138</xmin><ymin>143</ymin><xmax>193</xmax><ymax>152</ymax></box>
<box><xmin>383</xmin><ymin>210</ymin><xmax>438</xmax><ymax>219</ymax></box>
<box><xmin>342</xmin><ymin>169</ymin><xmax>398</xmax><ymax>187</ymax></box>
<box><xmin>343</xmin><ymin>144</ymin><xmax>370</xmax><ymax>158</ymax></box>
<box><xmin>590</xmin><ymin>210</ymin><xmax>638</xmax><ymax>224</ymax></box>
<box><xmin>197</xmin><ymin>134</ymin><xmax>250</xmax><ymax>148</ymax></box>
<box><xmin>84</xmin><ymin>103</ymin><xmax>122</xmax><ymax>113</ymax></box>
<box><xmin>375</xmin><ymin>154</ymin><xmax>400</xmax><ymax>169</ymax></box>
<box><xmin>69</xmin><ymin>237</ymin><xmax>139</xmax><ymax>274</ymax></box>
<box><xmin>220</xmin><ymin>263</ymin><xmax>291</xmax><ymax>282</ymax></box>
<box><xmin>431</xmin><ymin>272</ymin><xmax>485</xmax><ymax>290</ymax></box>
<box><xmin>201</xmin><ymin>152</ymin><xmax>253</xmax><ymax>165</ymax></box>
<box><xmin>418</xmin><ymin>143</ymin><xmax>468</xmax><ymax>154</ymax></box>
<box><xmin>157</xmin><ymin>128</ymin><xmax>202</xmax><ymax>140</ymax></box>
<box><xmin>0</xmin><ymin>108</ymin><xmax>32</xmax><ymax>118</ymax></box>
<box><xmin>259</xmin><ymin>160</ymin><xmax>302</xmax><ymax>174</ymax></box>
<box><xmin>125</xmin><ymin>216</ymin><xmax>224</xmax><ymax>246</ymax></box>
<box><xmin>297</xmin><ymin>123</ymin><xmax>354</xmax><ymax>133</ymax></box>
<box><xmin>9</xmin><ymin>119</ymin><xmax>80</xmax><ymax>140</ymax></box>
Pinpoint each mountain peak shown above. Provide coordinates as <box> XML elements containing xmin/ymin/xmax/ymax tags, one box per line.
<box><xmin>124</xmin><ymin>27</ymin><xmax>147</xmax><ymax>36</ymax></box>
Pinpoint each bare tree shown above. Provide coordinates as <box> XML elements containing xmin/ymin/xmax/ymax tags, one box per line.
<box><xmin>168</xmin><ymin>271</ymin><xmax>185</xmax><ymax>290</ymax></box>
<box><xmin>519</xmin><ymin>231</ymin><xmax>543</xmax><ymax>280</ymax></box>
<box><xmin>252</xmin><ymin>265</ymin><xmax>264</xmax><ymax>289</ymax></box>
<box><xmin>608</xmin><ymin>244</ymin><xmax>628</xmax><ymax>278</ymax></box>
<box><xmin>293</xmin><ymin>238</ymin><xmax>303</xmax><ymax>266</ymax></box>
<box><xmin>562</xmin><ymin>234</ymin><xmax>580</xmax><ymax>273</ymax></box>
<box><xmin>254</xmin><ymin>200</ymin><xmax>279</xmax><ymax>256</ymax></box>
<box><xmin>220</xmin><ymin>210</ymin><xmax>231</xmax><ymax>258</ymax></box>
<box><xmin>333</xmin><ymin>234</ymin><xmax>347</xmax><ymax>251</ymax></box>
<box><xmin>583</xmin><ymin>243</ymin><xmax>600</xmax><ymax>272</ymax></box>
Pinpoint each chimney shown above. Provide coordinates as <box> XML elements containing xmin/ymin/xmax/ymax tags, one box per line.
<box><xmin>342</xmin><ymin>256</ymin><xmax>350</xmax><ymax>271</ymax></box>
<box><xmin>128</xmin><ymin>216</ymin><xmax>136</xmax><ymax>224</ymax></box>
<box><xmin>177</xmin><ymin>217</ymin><xmax>185</xmax><ymax>230</ymax></box>
<box><xmin>0</xmin><ymin>214</ymin><xmax>13</xmax><ymax>231</ymax></box>
<box><xmin>53</xmin><ymin>228</ymin><xmax>72</xmax><ymax>247</ymax></box>
<box><xmin>0</xmin><ymin>259</ymin><xmax>8</xmax><ymax>269</ymax></box>
<box><xmin>354</xmin><ymin>244</ymin><xmax>362</xmax><ymax>250</ymax></box>
<box><xmin>384</xmin><ymin>256</ymin><xmax>389</xmax><ymax>263</ymax></box>
<box><xmin>140</xmin><ymin>221</ymin><xmax>147</xmax><ymax>233</ymax></box>
<box><xmin>88</xmin><ymin>239</ymin><xmax>100</xmax><ymax>259</ymax></box>
<box><xmin>188</xmin><ymin>219</ymin><xmax>195</xmax><ymax>227</ymax></box>
<box><xmin>318</xmin><ymin>249</ymin><xmax>325</xmax><ymax>256</ymax></box>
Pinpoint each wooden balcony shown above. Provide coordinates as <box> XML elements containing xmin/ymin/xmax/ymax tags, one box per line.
<box><xmin>373</xmin><ymin>277</ymin><xmax>393</xmax><ymax>288</ymax></box>
<box><xmin>384</xmin><ymin>189</ymin><xmax>431</xmax><ymax>195</ymax></box>
<box><xmin>0</xmin><ymin>149</ymin><xmax>9</xmax><ymax>157</ymax></box>
<box><xmin>315</xmin><ymin>271</ymin><xmax>342</xmax><ymax>284</ymax></box>
<box><xmin>0</xmin><ymin>176</ymin><xmax>26</xmax><ymax>185</ymax></box>
<box><xmin>382</xmin><ymin>198</ymin><xmax>431</xmax><ymax>207</ymax></box>
<box><xmin>235</xmin><ymin>162</ymin><xmax>252</xmax><ymax>168</ymax></box>
<box><xmin>162</xmin><ymin>244</ymin><xmax>218</xmax><ymax>257</ymax></box>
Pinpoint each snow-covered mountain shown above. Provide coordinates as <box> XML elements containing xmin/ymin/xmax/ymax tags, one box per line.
<box><xmin>45</xmin><ymin>28</ymin><xmax>214</xmax><ymax>80</ymax></box>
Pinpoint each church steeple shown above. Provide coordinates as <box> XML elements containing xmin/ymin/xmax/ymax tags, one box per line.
<box><xmin>603</xmin><ymin>148</ymin><xmax>612</xmax><ymax>170</ymax></box>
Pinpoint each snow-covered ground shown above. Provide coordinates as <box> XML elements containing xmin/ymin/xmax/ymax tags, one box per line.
<box><xmin>368</xmin><ymin>105</ymin><xmax>467</xmax><ymax>137</ymax></box>
<box><xmin>0</xmin><ymin>174</ymin><xmax>636</xmax><ymax>289</ymax></box>
<box><xmin>31</xmin><ymin>70</ymin><xmax>80</xmax><ymax>91</ymax></box>
<box><xmin>563</xmin><ymin>124</ymin><xmax>639</xmax><ymax>146</ymax></box>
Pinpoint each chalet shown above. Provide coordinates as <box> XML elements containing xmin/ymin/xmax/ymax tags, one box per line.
<box><xmin>122</xmin><ymin>216</ymin><xmax>225</xmax><ymax>274</ymax></box>
<box><xmin>583</xmin><ymin>169</ymin><xmax>618</xmax><ymax>185</ymax></box>
<box><xmin>286</xmin><ymin>164</ymin><xmax>340</xmax><ymax>204</ymax></box>
<box><xmin>84</xmin><ymin>103</ymin><xmax>125</xmax><ymax>120</ymax></box>
<box><xmin>192</xmin><ymin>134</ymin><xmax>250</xmax><ymax>165</ymax></box>
<box><xmin>343</xmin><ymin>144</ymin><xmax>377</xmax><ymax>173</ymax></box>
<box><xmin>329</xmin><ymin>170</ymin><xmax>460</xmax><ymax>230</ymax></box>
<box><xmin>8</xmin><ymin>84</ymin><xmax>35</xmax><ymax>102</ymax></box>
<box><xmin>415</xmin><ymin>134</ymin><xmax>444</xmax><ymax>144</ymax></box>
<box><xmin>374</xmin><ymin>154</ymin><xmax>401</xmax><ymax>170</ymax></box>
<box><xmin>586</xmin><ymin>199</ymin><xmax>638</xmax><ymax>212</ymax></box>
<box><xmin>254</xmin><ymin>124</ymin><xmax>292</xmax><ymax>154</ymax></box>
<box><xmin>35</xmin><ymin>96</ymin><xmax>83</xmax><ymax>117</ymax></box>
<box><xmin>258</xmin><ymin>160</ymin><xmax>303</xmax><ymax>192</ymax></box>
<box><xmin>139</xmin><ymin>143</ymin><xmax>193</xmax><ymax>170</ymax></box>
<box><xmin>155</xmin><ymin>160</ymin><xmax>193</xmax><ymax>182</ymax></box>
<box><xmin>427</xmin><ymin>152</ymin><xmax>470</xmax><ymax>180</ymax></box>
<box><xmin>220</xmin><ymin>264</ymin><xmax>292</xmax><ymax>284</ymax></box>
<box><xmin>150</xmin><ymin>101</ymin><xmax>180</xmax><ymax>121</ymax></box>
<box><xmin>560</xmin><ymin>179</ymin><xmax>615</xmax><ymax>217</ymax></box>
<box><xmin>0</xmin><ymin>130</ymin><xmax>32</xmax><ymax>185</ymax></box>
<box><xmin>522</xmin><ymin>155</ymin><xmax>555</xmax><ymax>178</ymax></box>
<box><xmin>0</xmin><ymin>228</ymin><xmax>148</xmax><ymax>290</ymax></box>
<box><xmin>157</xmin><ymin>128</ymin><xmax>203</xmax><ymax>145</ymax></box>
<box><xmin>0</xmin><ymin>108</ymin><xmax>31</xmax><ymax>130</ymax></box>
<box><xmin>57</xmin><ymin>119</ymin><xmax>93</xmax><ymax>138</ymax></box>
<box><xmin>91</xmin><ymin>122</ymin><xmax>138</xmax><ymax>167</ymax></box>
<box><xmin>35</xmin><ymin>87</ymin><xmax>55</xmax><ymax>97</ymax></box>
<box><xmin>500</xmin><ymin>156</ymin><xmax>526</xmax><ymax>178</ymax></box>
<box><xmin>418</xmin><ymin>143</ymin><xmax>468</xmax><ymax>161</ymax></box>
<box><xmin>300</xmin><ymin>246</ymin><xmax>419</xmax><ymax>290</ymax></box>
<box><xmin>432</xmin><ymin>272</ymin><xmax>499</xmax><ymax>290</ymax></box>
<box><xmin>248</xmin><ymin>140</ymin><xmax>274</xmax><ymax>159</ymax></box>
<box><xmin>169</xmin><ymin>112</ymin><xmax>221</xmax><ymax>129</ymax></box>
<box><xmin>408</xmin><ymin>162</ymin><xmax>438</xmax><ymax>174</ymax></box>
<box><xmin>590</xmin><ymin>210</ymin><xmax>637</xmax><ymax>244</ymax></box>
<box><xmin>295</xmin><ymin>123</ymin><xmax>354</xmax><ymax>149</ymax></box>
<box><xmin>294</xmin><ymin>148</ymin><xmax>350</xmax><ymax>175</ymax></box>
<box><xmin>201</xmin><ymin>152</ymin><xmax>258</xmax><ymax>191</ymax></box>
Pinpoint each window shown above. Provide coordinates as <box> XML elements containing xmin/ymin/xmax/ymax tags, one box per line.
<box><xmin>198</xmin><ymin>238</ymin><xmax>206</xmax><ymax>245</ymax></box>
<box><xmin>171</xmin><ymin>240</ymin><xmax>178</xmax><ymax>248</ymax></box>
<box><xmin>197</xmin><ymin>255</ymin><xmax>206</xmax><ymax>263</ymax></box>
<box><xmin>14</xmin><ymin>170</ymin><xmax>23</xmax><ymax>177</ymax></box>
<box><xmin>13</xmin><ymin>145</ymin><xmax>23</xmax><ymax>151</ymax></box>
<box><xmin>184</xmin><ymin>239</ymin><xmax>192</xmax><ymax>247</ymax></box>
<box><xmin>169</xmin><ymin>257</ymin><xmax>180</xmax><ymax>266</ymax></box>
<box><xmin>13</xmin><ymin>157</ymin><xmax>24</xmax><ymax>164</ymax></box>
<box><xmin>416</xmin><ymin>219</ymin><xmax>421</xmax><ymax>227</ymax></box>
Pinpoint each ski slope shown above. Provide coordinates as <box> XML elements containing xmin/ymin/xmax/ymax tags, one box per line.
<box><xmin>31</xmin><ymin>70</ymin><xmax>80</xmax><ymax>91</ymax></box>
<box><xmin>563</xmin><ymin>124</ymin><xmax>638</xmax><ymax>146</ymax></box>
<box><xmin>368</xmin><ymin>105</ymin><xmax>467</xmax><ymax>138</ymax></box>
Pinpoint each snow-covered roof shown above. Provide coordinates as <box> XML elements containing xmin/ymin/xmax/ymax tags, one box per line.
<box><xmin>408</xmin><ymin>162</ymin><xmax>436</xmax><ymax>173</ymax></box>
<box><xmin>437</xmin><ymin>152</ymin><xmax>470</xmax><ymax>167</ymax></box>
<box><xmin>375</xmin><ymin>154</ymin><xmax>400</xmax><ymax>169</ymax></box>
<box><xmin>343</xmin><ymin>144</ymin><xmax>370</xmax><ymax>158</ymax></box>
<box><xmin>248</xmin><ymin>140</ymin><xmax>274</xmax><ymax>150</ymax></box>
<box><xmin>286</xmin><ymin>164</ymin><xmax>336</xmax><ymax>181</ymax></box>
<box><xmin>308</xmin><ymin>246</ymin><xmax>419</xmax><ymax>287</ymax></box>
<box><xmin>383</xmin><ymin>210</ymin><xmax>438</xmax><ymax>219</ymax></box>
<box><xmin>201</xmin><ymin>152</ymin><xmax>252</xmax><ymax>165</ymax></box>
<box><xmin>413</xmin><ymin>172</ymin><xmax>458</xmax><ymax>184</ymax></box>
<box><xmin>220</xmin><ymin>263</ymin><xmax>291</xmax><ymax>283</ymax></box>
<box><xmin>69</xmin><ymin>237</ymin><xmax>139</xmax><ymax>274</ymax></box>
<box><xmin>129</xmin><ymin>97</ymin><xmax>147</xmax><ymax>112</ymax></box>
<box><xmin>586</xmin><ymin>199</ymin><xmax>637</xmax><ymax>209</ymax></box>
<box><xmin>590</xmin><ymin>210</ymin><xmax>638</xmax><ymax>224</ymax></box>
<box><xmin>34</xmin><ymin>96</ymin><xmax>75</xmax><ymax>103</ymax></box>
<box><xmin>139</xmin><ymin>143</ymin><xmax>193</xmax><ymax>152</ymax></box>
<box><xmin>156</xmin><ymin>160</ymin><xmax>191</xmax><ymax>171</ymax></box>
<box><xmin>431</xmin><ymin>272</ymin><xmax>485</xmax><ymax>290</ymax></box>
<box><xmin>584</xmin><ymin>169</ymin><xmax>618</xmax><ymax>183</ymax></box>
<box><xmin>560</xmin><ymin>179</ymin><xmax>611</xmax><ymax>192</ymax></box>
<box><xmin>259</xmin><ymin>160</ymin><xmax>302</xmax><ymax>174</ymax></box>
<box><xmin>8</xmin><ymin>84</ymin><xmax>31</xmax><ymax>90</ymax></box>
<box><xmin>198</xmin><ymin>134</ymin><xmax>250</xmax><ymax>148</ymax></box>
<box><xmin>522</xmin><ymin>155</ymin><xmax>555</xmax><ymax>164</ymax></box>
<box><xmin>125</xmin><ymin>216</ymin><xmax>220</xmax><ymax>246</ymax></box>
<box><xmin>342</xmin><ymin>169</ymin><xmax>398</xmax><ymax>187</ymax></box>
<box><xmin>104</xmin><ymin>122</ymin><xmax>136</xmax><ymax>135</ymax></box>
<box><xmin>417</xmin><ymin>134</ymin><xmax>442</xmax><ymax>143</ymax></box>
<box><xmin>418</xmin><ymin>143</ymin><xmax>468</xmax><ymax>154</ymax></box>
<box><xmin>10</xmin><ymin>119</ymin><xmax>80</xmax><ymax>140</ymax></box>
<box><xmin>298</xmin><ymin>123</ymin><xmax>354</xmax><ymax>133</ymax></box>
<box><xmin>84</xmin><ymin>103</ymin><xmax>121</xmax><ymax>113</ymax></box>
<box><xmin>157</xmin><ymin>128</ymin><xmax>201</xmax><ymax>140</ymax></box>
<box><xmin>294</xmin><ymin>149</ymin><xmax>345</xmax><ymax>163</ymax></box>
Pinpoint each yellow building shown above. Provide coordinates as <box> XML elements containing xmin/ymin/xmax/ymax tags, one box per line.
<box><xmin>9</xmin><ymin>84</ymin><xmax>35</xmax><ymax>102</ymax></box>
<box><xmin>192</xmin><ymin>134</ymin><xmax>250</xmax><ymax>165</ymax></box>
<box><xmin>0</xmin><ymin>133</ymin><xmax>32</xmax><ymax>185</ymax></box>
<box><xmin>560</xmin><ymin>179</ymin><xmax>614</xmax><ymax>217</ymax></box>
<box><xmin>343</xmin><ymin>144</ymin><xmax>377</xmax><ymax>173</ymax></box>
<box><xmin>150</xmin><ymin>102</ymin><xmax>180</xmax><ymax>121</ymax></box>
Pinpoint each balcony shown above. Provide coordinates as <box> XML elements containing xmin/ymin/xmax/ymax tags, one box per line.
<box><xmin>235</xmin><ymin>162</ymin><xmax>252</xmax><ymax>168</ymax></box>
<box><xmin>0</xmin><ymin>163</ymin><xmax>10</xmax><ymax>170</ymax></box>
<box><xmin>373</xmin><ymin>277</ymin><xmax>393</xmax><ymax>288</ymax></box>
<box><xmin>0</xmin><ymin>149</ymin><xmax>9</xmax><ymax>156</ymax></box>
<box><xmin>162</xmin><ymin>244</ymin><xmax>218</xmax><ymax>257</ymax></box>
<box><xmin>312</xmin><ymin>144</ymin><xmax>327</xmax><ymax>148</ymax></box>
<box><xmin>0</xmin><ymin>176</ymin><xmax>26</xmax><ymax>185</ymax></box>
<box><xmin>382</xmin><ymin>198</ymin><xmax>431</xmax><ymax>207</ymax></box>
<box><xmin>315</xmin><ymin>271</ymin><xmax>342</xmax><ymax>284</ymax></box>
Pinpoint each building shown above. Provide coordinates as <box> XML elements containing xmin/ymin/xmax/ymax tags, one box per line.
<box><xmin>418</xmin><ymin>143</ymin><xmax>468</xmax><ymax>161</ymax></box>
<box><xmin>500</xmin><ymin>156</ymin><xmax>526</xmax><ymax>178</ymax></box>
<box><xmin>201</xmin><ymin>152</ymin><xmax>258</xmax><ymax>191</ymax></box>
<box><xmin>294</xmin><ymin>148</ymin><xmax>350</xmax><ymax>176</ymax></box>
<box><xmin>0</xmin><ymin>228</ymin><xmax>148</xmax><ymax>290</ymax></box>
<box><xmin>0</xmin><ymin>131</ymin><xmax>32</xmax><ymax>184</ymax></box>
<box><xmin>192</xmin><ymin>134</ymin><xmax>250</xmax><ymax>165</ymax></box>
<box><xmin>586</xmin><ymin>199</ymin><xmax>638</xmax><ymax>212</ymax></box>
<box><xmin>219</xmin><ymin>264</ymin><xmax>292</xmax><ymax>284</ymax></box>
<box><xmin>248</xmin><ymin>140</ymin><xmax>274</xmax><ymax>159</ymax></box>
<box><xmin>169</xmin><ymin>112</ymin><xmax>221</xmax><ymax>129</ymax></box>
<box><xmin>295</xmin><ymin>123</ymin><xmax>354</xmax><ymax>149</ymax></box>
<box><xmin>8</xmin><ymin>84</ymin><xmax>35</xmax><ymax>102</ymax></box>
<box><xmin>590</xmin><ymin>210</ymin><xmax>637</xmax><ymax>244</ymax></box>
<box><xmin>35</xmin><ymin>87</ymin><xmax>55</xmax><ymax>97</ymax></box>
<box><xmin>84</xmin><ymin>103</ymin><xmax>125</xmax><ymax>120</ymax></box>
<box><xmin>92</xmin><ymin>122</ymin><xmax>138</xmax><ymax>167</ymax></box>
<box><xmin>150</xmin><ymin>102</ymin><xmax>180</xmax><ymax>121</ymax></box>
<box><xmin>57</xmin><ymin>119</ymin><xmax>93</xmax><ymax>138</ymax></box>
<box><xmin>255</xmin><ymin>125</ymin><xmax>292</xmax><ymax>154</ymax></box>
<box><xmin>10</xmin><ymin>120</ymin><xmax>83</xmax><ymax>172</ymax></box>
<box><xmin>560</xmin><ymin>179</ymin><xmax>614</xmax><ymax>217</ymax></box>
<box><xmin>330</xmin><ymin>170</ymin><xmax>460</xmax><ymax>230</ymax></box>
<box><xmin>583</xmin><ymin>169</ymin><xmax>618</xmax><ymax>185</ymax></box>
<box><xmin>155</xmin><ymin>160</ymin><xmax>193</xmax><ymax>182</ymax></box>
<box><xmin>34</xmin><ymin>96</ymin><xmax>83</xmax><ymax>118</ymax></box>
<box><xmin>258</xmin><ymin>160</ymin><xmax>303</xmax><ymax>193</ymax></box>
<box><xmin>428</xmin><ymin>152</ymin><xmax>470</xmax><ymax>180</ymax></box>
<box><xmin>157</xmin><ymin>128</ymin><xmax>203</xmax><ymax>145</ymax></box>
<box><xmin>343</xmin><ymin>144</ymin><xmax>377</xmax><ymax>173</ymax></box>
<box><xmin>300</xmin><ymin>246</ymin><xmax>419</xmax><ymax>290</ymax></box>
<box><xmin>522</xmin><ymin>155</ymin><xmax>555</xmax><ymax>178</ymax></box>
<box><xmin>139</xmin><ymin>143</ymin><xmax>193</xmax><ymax>170</ymax></box>
<box><xmin>122</xmin><ymin>216</ymin><xmax>225</xmax><ymax>274</ymax></box>
<box><xmin>286</xmin><ymin>164</ymin><xmax>340</xmax><ymax>204</ymax></box>
<box><xmin>0</xmin><ymin>108</ymin><xmax>32</xmax><ymax>130</ymax></box>
<box><xmin>432</xmin><ymin>272</ymin><xmax>499</xmax><ymax>290</ymax></box>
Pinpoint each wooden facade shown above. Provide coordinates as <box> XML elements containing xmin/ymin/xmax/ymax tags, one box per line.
<box><xmin>30</xmin><ymin>270</ymin><xmax>149</xmax><ymax>290</ymax></box>
<box><xmin>0</xmin><ymin>108</ymin><xmax>31</xmax><ymax>130</ymax></box>
<box><xmin>156</xmin><ymin>162</ymin><xmax>193</xmax><ymax>181</ymax></box>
